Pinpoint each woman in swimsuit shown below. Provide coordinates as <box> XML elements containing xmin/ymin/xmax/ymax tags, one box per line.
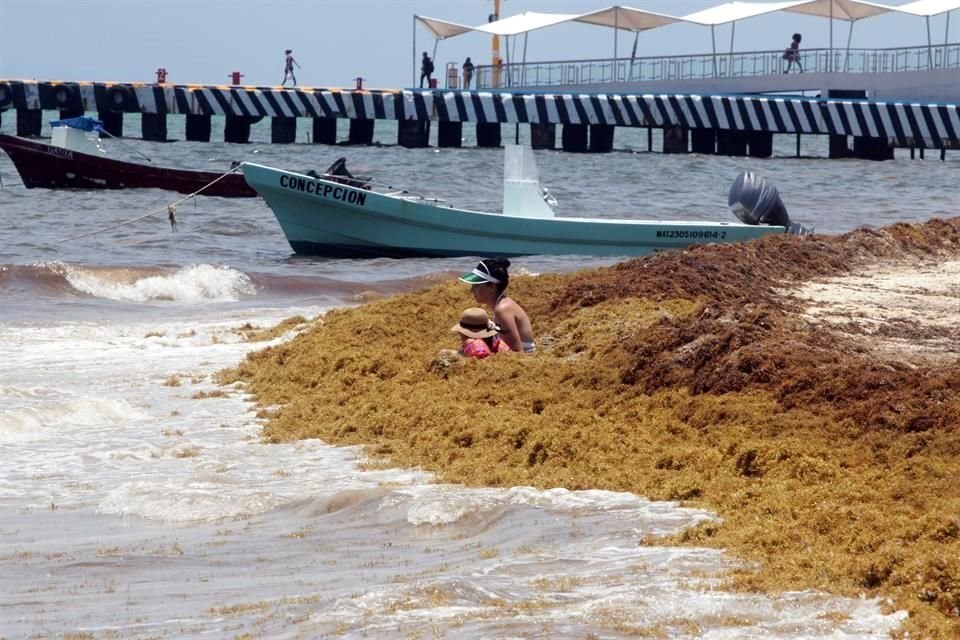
<box><xmin>282</xmin><ymin>49</ymin><xmax>300</xmax><ymax>86</ymax></box>
<box><xmin>458</xmin><ymin>257</ymin><xmax>536</xmax><ymax>353</ymax></box>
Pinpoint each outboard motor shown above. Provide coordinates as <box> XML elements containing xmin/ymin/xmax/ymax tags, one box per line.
<box><xmin>728</xmin><ymin>171</ymin><xmax>812</xmax><ymax>235</ymax></box>
<box><xmin>321</xmin><ymin>157</ymin><xmax>372</xmax><ymax>190</ymax></box>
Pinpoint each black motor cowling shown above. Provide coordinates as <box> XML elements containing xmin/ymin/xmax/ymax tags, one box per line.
<box><xmin>728</xmin><ymin>171</ymin><xmax>792</xmax><ymax>227</ymax></box>
<box><xmin>322</xmin><ymin>157</ymin><xmax>372</xmax><ymax>189</ymax></box>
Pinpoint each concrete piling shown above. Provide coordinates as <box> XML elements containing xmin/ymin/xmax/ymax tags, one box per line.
<box><xmin>829</xmin><ymin>135</ymin><xmax>850</xmax><ymax>159</ymax></box>
<box><xmin>17</xmin><ymin>109</ymin><xmax>41</xmax><ymax>138</ymax></box>
<box><xmin>530</xmin><ymin>123</ymin><xmax>556</xmax><ymax>150</ymax></box>
<box><xmin>662</xmin><ymin>126</ymin><xmax>688</xmax><ymax>154</ymax></box>
<box><xmin>437</xmin><ymin>121</ymin><xmax>461</xmax><ymax>148</ymax></box>
<box><xmin>716</xmin><ymin>130</ymin><xmax>748</xmax><ymax>156</ymax></box>
<box><xmin>747</xmin><ymin>132</ymin><xmax>773</xmax><ymax>158</ymax></box>
<box><xmin>691</xmin><ymin>128</ymin><xmax>716</xmax><ymax>154</ymax></box>
<box><xmin>312</xmin><ymin>118</ymin><xmax>337</xmax><ymax>145</ymax></box>
<box><xmin>399</xmin><ymin>119</ymin><xmax>430</xmax><ymax>147</ymax></box>
<box><xmin>476</xmin><ymin>123</ymin><xmax>501</xmax><ymax>148</ymax></box>
<box><xmin>141</xmin><ymin>113</ymin><xmax>167</xmax><ymax>142</ymax></box>
<box><xmin>98</xmin><ymin>111</ymin><xmax>123</xmax><ymax>138</ymax></box>
<box><xmin>561</xmin><ymin>124</ymin><xmax>588</xmax><ymax>152</ymax></box>
<box><xmin>588</xmin><ymin>124</ymin><xmax>614</xmax><ymax>153</ymax></box>
<box><xmin>185</xmin><ymin>114</ymin><xmax>212</xmax><ymax>142</ymax></box>
<box><xmin>347</xmin><ymin>119</ymin><xmax>375</xmax><ymax>145</ymax></box>
<box><xmin>271</xmin><ymin>117</ymin><xmax>297</xmax><ymax>144</ymax></box>
<box><xmin>853</xmin><ymin>136</ymin><xmax>894</xmax><ymax>161</ymax></box>
<box><xmin>224</xmin><ymin>115</ymin><xmax>260</xmax><ymax>144</ymax></box>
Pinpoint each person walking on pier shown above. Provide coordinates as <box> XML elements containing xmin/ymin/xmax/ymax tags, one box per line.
<box><xmin>420</xmin><ymin>52</ymin><xmax>434</xmax><ymax>88</ymax></box>
<box><xmin>783</xmin><ymin>33</ymin><xmax>803</xmax><ymax>73</ymax></box>
<box><xmin>282</xmin><ymin>49</ymin><xmax>301</xmax><ymax>86</ymax></box>
<box><xmin>462</xmin><ymin>57</ymin><xmax>475</xmax><ymax>89</ymax></box>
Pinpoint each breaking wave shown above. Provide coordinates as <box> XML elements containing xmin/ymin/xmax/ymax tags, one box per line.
<box><xmin>0</xmin><ymin>262</ymin><xmax>257</xmax><ymax>303</ymax></box>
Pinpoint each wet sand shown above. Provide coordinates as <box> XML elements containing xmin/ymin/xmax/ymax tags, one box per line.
<box><xmin>222</xmin><ymin>217</ymin><xmax>960</xmax><ymax>638</ymax></box>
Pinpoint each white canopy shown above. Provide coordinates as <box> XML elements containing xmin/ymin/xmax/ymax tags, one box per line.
<box><xmin>784</xmin><ymin>0</ymin><xmax>894</xmax><ymax>21</ymax></box>
<box><xmin>417</xmin><ymin>7</ymin><xmax>682</xmax><ymax>38</ymax></box>
<box><xmin>473</xmin><ymin>11</ymin><xmax>581</xmax><ymax>37</ymax></box>
<box><xmin>892</xmin><ymin>0</ymin><xmax>960</xmax><ymax>16</ymax></box>
<box><xmin>413</xmin><ymin>0</ymin><xmax>959</xmax><ymax>85</ymax></box>
<box><xmin>887</xmin><ymin>0</ymin><xmax>960</xmax><ymax>16</ymax></box>
<box><xmin>681</xmin><ymin>0</ymin><xmax>813</xmax><ymax>26</ymax></box>
<box><xmin>574</xmin><ymin>7</ymin><xmax>686</xmax><ymax>71</ymax></box>
<box><xmin>414</xmin><ymin>7</ymin><xmax>688</xmax><ymax>85</ymax></box>
<box><xmin>474</xmin><ymin>12</ymin><xmax>581</xmax><ymax>85</ymax></box>
<box><xmin>883</xmin><ymin>0</ymin><xmax>960</xmax><ymax>67</ymax></box>
<box><xmin>783</xmin><ymin>0</ymin><xmax>896</xmax><ymax>70</ymax></box>
<box><xmin>414</xmin><ymin>15</ymin><xmax>474</xmax><ymax>40</ymax></box>
<box><xmin>681</xmin><ymin>2</ymin><xmax>814</xmax><ymax>77</ymax></box>
<box><xmin>574</xmin><ymin>6</ymin><xmax>683</xmax><ymax>32</ymax></box>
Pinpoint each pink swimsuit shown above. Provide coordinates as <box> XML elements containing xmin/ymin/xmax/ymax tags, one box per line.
<box><xmin>462</xmin><ymin>336</ymin><xmax>511</xmax><ymax>359</ymax></box>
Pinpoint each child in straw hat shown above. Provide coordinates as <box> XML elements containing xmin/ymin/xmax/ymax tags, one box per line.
<box><xmin>452</xmin><ymin>307</ymin><xmax>511</xmax><ymax>359</ymax></box>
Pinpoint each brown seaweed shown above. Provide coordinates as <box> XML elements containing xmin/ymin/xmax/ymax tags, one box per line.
<box><xmin>219</xmin><ymin>217</ymin><xmax>960</xmax><ymax>637</ymax></box>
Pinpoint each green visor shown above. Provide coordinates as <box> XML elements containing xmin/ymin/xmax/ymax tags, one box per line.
<box><xmin>458</xmin><ymin>271</ymin><xmax>491</xmax><ymax>284</ymax></box>
<box><xmin>458</xmin><ymin>263</ymin><xmax>501</xmax><ymax>285</ymax></box>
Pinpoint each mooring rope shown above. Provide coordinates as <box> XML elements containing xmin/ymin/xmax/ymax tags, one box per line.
<box><xmin>57</xmin><ymin>163</ymin><xmax>245</xmax><ymax>243</ymax></box>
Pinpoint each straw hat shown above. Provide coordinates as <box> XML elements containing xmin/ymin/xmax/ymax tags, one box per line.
<box><xmin>451</xmin><ymin>307</ymin><xmax>499</xmax><ymax>339</ymax></box>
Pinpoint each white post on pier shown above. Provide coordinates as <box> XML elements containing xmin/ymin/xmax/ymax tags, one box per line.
<box><xmin>613</xmin><ymin>8</ymin><xmax>619</xmax><ymax>82</ymax></box>
<box><xmin>844</xmin><ymin>21</ymin><xmax>854</xmax><ymax>72</ymax></box>
<box><xmin>728</xmin><ymin>21</ymin><xmax>736</xmax><ymax>74</ymax></box>
<box><xmin>946</xmin><ymin>11</ymin><xmax>952</xmax><ymax>64</ymax></box>
<box><xmin>711</xmin><ymin>24</ymin><xmax>718</xmax><ymax>77</ymax></box>
<box><xmin>829</xmin><ymin>0</ymin><xmax>834</xmax><ymax>72</ymax></box>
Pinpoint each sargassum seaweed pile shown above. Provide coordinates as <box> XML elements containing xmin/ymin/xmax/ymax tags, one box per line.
<box><xmin>220</xmin><ymin>217</ymin><xmax>960</xmax><ymax>638</ymax></box>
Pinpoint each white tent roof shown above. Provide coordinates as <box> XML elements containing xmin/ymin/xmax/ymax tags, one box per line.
<box><xmin>472</xmin><ymin>11</ymin><xmax>581</xmax><ymax>37</ymax></box>
<box><xmin>415</xmin><ymin>15</ymin><xmax>474</xmax><ymax>40</ymax></box>
<box><xmin>887</xmin><ymin>0</ymin><xmax>960</xmax><ymax>16</ymax></box>
<box><xmin>784</xmin><ymin>0</ymin><xmax>895</xmax><ymax>21</ymax></box>
<box><xmin>418</xmin><ymin>0</ymin><xmax>956</xmax><ymax>41</ymax></box>
<box><xmin>417</xmin><ymin>7</ymin><xmax>684</xmax><ymax>41</ymax></box>
<box><xmin>574</xmin><ymin>6</ymin><xmax>684</xmax><ymax>32</ymax></box>
<box><xmin>681</xmin><ymin>0</ymin><xmax>813</xmax><ymax>25</ymax></box>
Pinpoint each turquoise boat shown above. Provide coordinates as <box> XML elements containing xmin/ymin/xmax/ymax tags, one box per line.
<box><xmin>241</xmin><ymin>146</ymin><xmax>800</xmax><ymax>258</ymax></box>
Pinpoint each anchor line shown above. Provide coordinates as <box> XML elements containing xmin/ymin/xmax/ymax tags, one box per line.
<box><xmin>57</xmin><ymin>163</ymin><xmax>247</xmax><ymax>243</ymax></box>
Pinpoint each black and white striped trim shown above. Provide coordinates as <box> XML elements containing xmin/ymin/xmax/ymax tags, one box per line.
<box><xmin>5</xmin><ymin>80</ymin><xmax>958</xmax><ymax>146</ymax></box>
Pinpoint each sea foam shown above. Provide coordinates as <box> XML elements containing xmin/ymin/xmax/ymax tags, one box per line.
<box><xmin>0</xmin><ymin>396</ymin><xmax>147</xmax><ymax>444</ymax></box>
<box><xmin>65</xmin><ymin>264</ymin><xmax>257</xmax><ymax>303</ymax></box>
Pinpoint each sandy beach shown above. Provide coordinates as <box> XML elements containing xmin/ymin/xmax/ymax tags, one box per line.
<box><xmin>791</xmin><ymin>260</ymin><xmax>960</xmax><ymax>365</ymax></box>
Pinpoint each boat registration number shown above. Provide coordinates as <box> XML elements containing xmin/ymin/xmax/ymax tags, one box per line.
<box><xmin>656</xmin><ymin>229</ymin><xmax>727</xmax><ymax>240</ymax></box>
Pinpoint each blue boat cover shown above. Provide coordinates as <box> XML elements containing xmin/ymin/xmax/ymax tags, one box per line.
<box><xmin>49</xmin><ymin>116</ymin><xmax>105</xmax><ymax>133</ymax></box>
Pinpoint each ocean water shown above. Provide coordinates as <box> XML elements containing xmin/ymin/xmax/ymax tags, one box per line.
<box><xmin>1</xmin><ymin>113</ymin><xmax>953</xmax><ymax>638</ymax></box>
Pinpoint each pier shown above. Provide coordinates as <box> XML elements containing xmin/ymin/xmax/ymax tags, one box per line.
<box><xmin>1</xmin><ymin>74</ymin><xmax>958</xmax><ymax>161</ymax></box>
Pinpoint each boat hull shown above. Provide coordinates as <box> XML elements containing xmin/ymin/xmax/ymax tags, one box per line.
<box><xmin>242</xmin><ymin>162</ymin><xmax>787</xmax><ymax>258</ymax></box>
<box><xmin>0</xmin><ymin>134</ymin><xmax>256</xmax><ymax>198</ymax></box>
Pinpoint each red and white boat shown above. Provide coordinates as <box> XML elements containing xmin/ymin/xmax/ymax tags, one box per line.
<box><xmin>0</xmin><ymin>118</ymin><xmax>256</xmax><ymax>198</ymax></box>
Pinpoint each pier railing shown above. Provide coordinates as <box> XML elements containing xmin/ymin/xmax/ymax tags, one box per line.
<box><xmin>472</xmin><ymin>43</ymin><xmax>960</xmax><ymax>89</ymax></box>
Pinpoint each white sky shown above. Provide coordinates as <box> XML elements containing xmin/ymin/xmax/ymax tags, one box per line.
<box><xmin>0</xmin><ymin>0</ymin><xmax>953</xmax><ymax>88</ymax></box>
